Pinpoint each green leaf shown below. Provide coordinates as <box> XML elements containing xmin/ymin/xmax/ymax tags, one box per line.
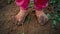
<box><xmin>55</xmin><ymin>15</ymin><xmax>59</xmax><ymax>21</ymax></box>
<box><xmin>46</xmin><ymin>13</ymin><xmax>52</xmax><ymax>19</ymax></box>
<box><xmin>26</xmin><ymin>16</ymin><xmax>31</xmax><ymax>23</ymax></box>
<box><xmin>20</xmin><ymin>32</ymin><xmax>24</xmax><ymax>34</ymax></box>
<box><xmin>52</xmin><ymin>20</ymin><xmax>57</xmax><ymax>25</ymax></box>
<box><xmin>52</xmin><ymin>20</ymin><xmax>57</xmax><ymax>30</ymax></box>
<box><xmin>29</xmin><ymin>0</ymin><xmax>34</xmax><ymax>7</ymax></box>
<box><xmin>55</xmin><ymin>15</ymin><xmax>60</xmax><ymax>21</ymax></box>
<box><xmin>50</xmin><ymin>0</ymin><xmax>56</xmax><ymax>5</ymax></box>
<box><xmin>55</xmin><ymin>15</ymin><xmax>59</xmax><ymax>17</ymax></box>
<box><xmin>58</xmin><ymin>18</ymin><xmax>60</xmax><ymax>21</ymax></box>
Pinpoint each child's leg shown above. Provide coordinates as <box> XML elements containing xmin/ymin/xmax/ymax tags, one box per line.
<box><xmin>34</xmin><ymin>0</ymin><xmax>49</xmax><ymax>10</ymax></box>
<box><xmin>16</xmin><ymin>0</ymin><xmax>30</xmax><ymax>9</ymax></box>
<box><xmin>34</xmin><ymin>0</ymin><xmax>49</xmax><ymax>25</ymax></box>
<box><xmin>35</xmin><ymin>10</ymin><xmax>48</xmax><ymax>25</ymax></box>
<box><xmin>15</xmin><ymin>0</ymin><xmax>30</xmax><ymax>25</ymax></box>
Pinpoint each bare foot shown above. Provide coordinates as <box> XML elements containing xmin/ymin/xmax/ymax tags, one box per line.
<box><xmin>15</xmin><ymin>9</ymin><xmax>29</xmax><ymax>25</ymax></box>
<box><xmin>35</xmin><ymin>10</ymin><xmax>48</xmax><ymax>26</ymax></box>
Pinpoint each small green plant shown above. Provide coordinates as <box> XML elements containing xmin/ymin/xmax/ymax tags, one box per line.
<box><xmin>46</xmin><ymin>0</ymin><xmax>60</xmax><ymax>29</ymax></box>
<box><xmin>29</xmin><ymin>0</ymin><xmax>34</xmax><ymax>8</ymax></box>
<box><xmin>26</xmin><ymin>16</ymin><xmax>31</xmax><ymax>24</ymax></box>
<box><xmin>20</xmin><ymin>32</ymin><xmax>24</xmax><ymax>34</ymax></box>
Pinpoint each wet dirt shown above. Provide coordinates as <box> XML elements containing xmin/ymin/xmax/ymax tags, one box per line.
<box><xmin>0</xmin><ymin>2</ymin><xmax>60</xmax><ymax>34</ymax></box>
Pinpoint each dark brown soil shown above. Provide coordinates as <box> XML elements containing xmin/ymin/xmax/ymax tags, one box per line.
<box><xmin>0</xmin><ymin>2</ymin><xmax>60</xmax><ymax>34</ymax></box>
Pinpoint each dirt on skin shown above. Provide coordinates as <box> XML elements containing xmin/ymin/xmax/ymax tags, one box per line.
<box><xmin>0</xmin><ymin>2</ymin><xmax>60</xmax><ymax>34</ymax></box>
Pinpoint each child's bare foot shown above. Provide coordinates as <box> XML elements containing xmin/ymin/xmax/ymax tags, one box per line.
<box><xmin>15</xmin><ymin>8</ymin><xmax>29</xmax><ymax>25</ymax></box>
<box><xmin>35</xmin><ymin>10</ymin><xmax>48</xmax><ymax>26</ymax></box>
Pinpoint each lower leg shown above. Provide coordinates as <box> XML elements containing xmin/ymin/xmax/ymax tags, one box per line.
<box><xmin>34</xmin><ymin>0</ymin><xmax>49</xmax><ymax>25</ymax></box>
<box><xmin>35</xmin><ymin>10</ymin><xmax>48</xmax><ymax>25</ymax></box>
<box><xmin>15</xmin><ymin>7</ymin><xmax>29</xmax><ymax>25</ymax></box>
<box><xmin>15</xmin><ymin>0</ymin><xmax>30</xmax><ymax>25</ymax></box>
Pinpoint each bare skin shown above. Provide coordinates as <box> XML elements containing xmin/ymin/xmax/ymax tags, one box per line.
<box><xmin>15</xmin><ymin>7</ymin><xmax>29</xmax><ymax>25</ymax></box>
<box><xmin>15</xmin><ymin>7</ymin><xmax>48</xmax><ymax>26</ymax></box>
<box><xmin>35</xmin><ymin>10</ymin><xmax>48</xmax><ymax>25</ymax></box>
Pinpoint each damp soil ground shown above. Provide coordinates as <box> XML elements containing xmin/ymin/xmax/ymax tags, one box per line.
<box><xmin>0</xmin><ymin>2</ymin><xmax>60</xmax><ymax>34</ymax></box>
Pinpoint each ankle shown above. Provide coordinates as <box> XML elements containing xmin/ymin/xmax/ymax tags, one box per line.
<box><xmin>20</xmin><ymin>7</ymin><xmax>28</xmax><ymax>11</ymax></box>
<box><xmin>35</xmin><ymin>10</ymin><xmax>42</xmax><ymax>15</ymax></box>
<box><xmin>36</xmin><ymin>10</ymin><xmax>43</xmax><ymax>12</ymax></box>
<box><xmin>20</xmin><ymin>9</ymin><xmax>29</xmax><ymax>14</ymax></box>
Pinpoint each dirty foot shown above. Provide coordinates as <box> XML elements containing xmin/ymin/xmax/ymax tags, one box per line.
<box><xmin>35</xmin><ymin>10</ymin><xmax>48</xmax><ymax>26</ymax></box>
<box><xmin>15</xmin><ymin>9</ymin><xmax>29</xmax><ymax>26</ymax></box>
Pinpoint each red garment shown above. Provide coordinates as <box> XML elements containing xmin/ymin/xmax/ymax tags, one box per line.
<box><xmin>16</xmin><ymin>0</ymin><xmax>49</xmax><ymax>10</ymax></box>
